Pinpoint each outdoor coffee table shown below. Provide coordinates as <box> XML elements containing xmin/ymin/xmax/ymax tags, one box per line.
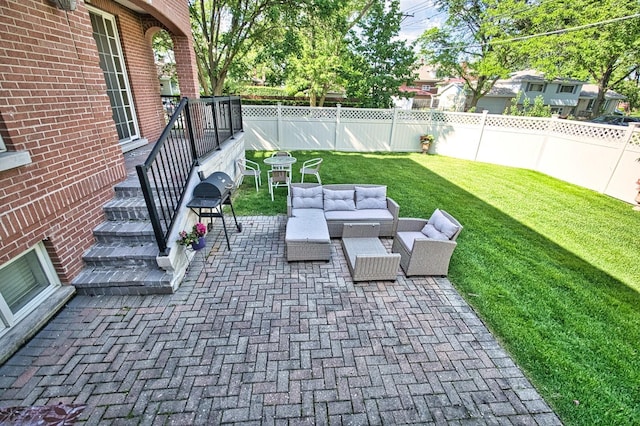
<box><xmin>341</xmin><ymin>223</ymin><xmax>400</xmax><ymax>282</ymax></box>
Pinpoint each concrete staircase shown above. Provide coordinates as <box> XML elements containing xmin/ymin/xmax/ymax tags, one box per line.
<box><xmin>72</xmin><ymin>177</ymin><xmax>176</xmax><ymax>295</ymax></box>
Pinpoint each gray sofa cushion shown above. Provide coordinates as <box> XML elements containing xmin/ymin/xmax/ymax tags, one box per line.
<box><xmin>286</xmin><ymin>217</ymin><xmax>329</xmax><ymax>242</ymax></box>
<box><xmin>324</xmin><ymin>209</ymin><xmax>393</xmax><ymax>221</ymax></box>
<box><xmin>422</xmin><ymin>209</ymin><xmax>460</xmax><ymax>240</ymax></box>
<box><xmin>291</xmin><ymin>208</ymin><xmax>325</xmax><ymax>220</ymax></box>
<box><xmin>355</xmin><ymin>186</ymin><xmax>387</xmax><ymax>209</ymax></box>
<box><xmin>292</xmin><ymin>185</ymin><xmax>323</xmax><ymax>209</ymax></box>
<box><xmin>323</xmin><ymin>188</ymin><xmax>356</xmax><ymax>211</ymax></box>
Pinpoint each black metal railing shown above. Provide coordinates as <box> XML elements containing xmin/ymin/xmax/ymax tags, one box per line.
<box><xmin>137</xmin><ymin>96</ymin><xmax>243</xmax><ymax>254</ymax></box>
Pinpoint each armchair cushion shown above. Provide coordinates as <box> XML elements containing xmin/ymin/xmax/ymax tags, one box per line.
<box><xmin>323</xmin><ymin>188</ymin><xmax>356</xmax><ymax>212</ymax></box>
<box><xmin>396</xmin><ymin>231</ymin><xmax>428</xmax><ymax>251</ymax></box>
<box><xmin>292</xmin><ymin>185</ymin><xmax>323</xmax><ymax>209</ymax></box>
<box><xmin>355</xmin><ymin>186</ymin><xmax>387</xmax><ymax>209</ymax></box>
<box><xmin>423</xmin><ymin>209</ymin><xmax>460</xmax><ymax>240</ymax></box>
<box><xmin>420</xmin><ymin>224</ymin><xmax>451</xmax><ymax>241</ymax></box>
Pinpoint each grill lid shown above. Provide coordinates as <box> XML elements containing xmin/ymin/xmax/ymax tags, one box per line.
<box><xmin>193</xmin><ymin>171</ymin><xmax>234</xmax><ymax>199</ymax></box>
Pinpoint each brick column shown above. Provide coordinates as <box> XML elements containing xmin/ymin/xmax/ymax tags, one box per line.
<box><xmin>173</xmin><ymin>35</ymin><xmax>200</xmax><ymax>98</ymax></box>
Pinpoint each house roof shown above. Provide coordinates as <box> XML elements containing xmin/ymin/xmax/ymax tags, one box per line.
<box><xmin>484</xmin><ymin>86</ymin><xmax>517</xmax><ymax>98</ymax></box>
<box><xmin>399</xmin><ymin>85</ymin><xmax>435</xmax><ymax>97</ymax></box>
<box><xmin>579</xmin><ymin>84</ymin><xmax>626</xmax><ymax>100</ymax></box>
<box><xmin>507</xmin><ymin>69</ymin><xmax>584</xmax><ymax>84</ymax></box>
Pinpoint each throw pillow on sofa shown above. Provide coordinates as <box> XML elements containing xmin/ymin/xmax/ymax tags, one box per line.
<box><xmin>323</xmin><ymin>188</ymin><xmax>356</xmax><ymax>211</ymax></box>
<box><xmin>292</xmin><ymin>185</ymin><xmax>323</xmax><ymax>209</ymax></box>
<box><xmin>421</xmin><ymin>209</ymin><xmax>460</xmax><ymax>240</ymax></box>
<box><xmin>355</xmin><ymin>186</ymin><xmax>387</xmax><ymax>209</ymax></box>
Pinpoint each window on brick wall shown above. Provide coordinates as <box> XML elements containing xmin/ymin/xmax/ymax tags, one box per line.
<box><xmin>0</xmin><ymin>133</ymin><xmax>5</xmax><ymax>152</ymax></box>
<box><xmin>0</xmin><ymin>243</ymin><xmax>60</xmax><ymax>337</ymax></box>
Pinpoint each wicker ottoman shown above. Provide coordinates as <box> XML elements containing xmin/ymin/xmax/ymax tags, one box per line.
<box><xmin>341</xmin><ymin>223</ymin><xmax>400</xmax><ymax>281</ymax></box>
<box><xmin>285</xmin><ymin>215</ymin><xmax>331</xmax><ymax>261</ymax></box>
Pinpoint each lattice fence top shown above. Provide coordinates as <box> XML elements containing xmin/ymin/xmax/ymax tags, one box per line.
<box><xmin>281</xmin><ymin>106</ymin><xmax>338</xmax><ymax>119</ymax></box>
<box><xmin>432</xmin><ymin>111</ymin><xmax>482</xmax><ymax>125</ymax></box>
<box><xmin>242</xmin><ymin>105</ymin><xmax>279</xmax><ymax>118</ymax></box>
<box><xmin>553</xmin><ymin>120</ymin><xmax>628</xmax><ymax>144</ymax></box>
<box><xmin>485</xmin><ymin>115</ymin><xmax>550</xmax><ymax>132</ymax></box>
<box><xmin>340</xmin><ymin>108</ymin><xmax>394</xmax><ymax>120</ymax></box>
<box><xmin>630</xmin><ymin>129</ymin><xmax>640</xmax><ymax>147</ymax></box>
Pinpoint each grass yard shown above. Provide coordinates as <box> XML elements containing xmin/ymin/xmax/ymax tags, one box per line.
<box><xmin>233</xmin><ymin>151</ymin><xmax>640</xmax><ymax>426</ymax></box>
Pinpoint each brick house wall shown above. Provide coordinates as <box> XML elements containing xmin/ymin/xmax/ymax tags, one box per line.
<box><xmin>0</xmin><ymin>0</ymin><xmax>199</xmax><ymax>283</ymax></box>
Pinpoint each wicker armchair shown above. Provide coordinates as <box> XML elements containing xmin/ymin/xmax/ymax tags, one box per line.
<box><xmin>391</xmin><ymin>210</ymin><xmax>463</xmax><ymax>276</ymax></box>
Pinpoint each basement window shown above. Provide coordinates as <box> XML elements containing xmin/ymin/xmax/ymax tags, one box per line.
<box><xmin>0</xmin><ymin>243</ymin><xmax>60</xmax><ymax>337</ymax></box>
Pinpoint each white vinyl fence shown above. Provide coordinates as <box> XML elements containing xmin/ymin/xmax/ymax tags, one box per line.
<box><xmin>242</xmin><ymin>105</ymin><xmax>640</xmax><ymax>205</ymax></box>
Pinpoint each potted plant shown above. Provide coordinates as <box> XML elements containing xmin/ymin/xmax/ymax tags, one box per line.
<box><xmin>419</xmin><ymin>134</ymin><xmax>434</xmax><ymax>154</ymax></box>
<box><xmin>176</xmin><ymin>222</ymin><xmax>207</xmax><ymax>250</ymax></box>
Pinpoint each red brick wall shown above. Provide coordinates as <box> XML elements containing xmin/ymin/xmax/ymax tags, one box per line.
<box><xmin>0</xmin><ymin>0</ymin><xmax>125</xmax><ymax>282</ymax></box>
<box><xmin>0</xmin><ymin>0</ymin><xmax>197</xmax><ymax>283</ymax></box>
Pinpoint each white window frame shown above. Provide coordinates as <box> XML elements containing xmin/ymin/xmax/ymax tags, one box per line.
<box><xmin>527</xmin><ymin>82</ymin><xmax>545</xmax><ymax>92</ymax></box>
<box><xmin>0</xmin><ymin>243</ymin><xmax>60</xmax><ymax>333</ymax></box>
<box><xmin>421</xmin><ymin>85</ymin><xmax>431</xmax><ymax>91</ymax></box>
<box><xmin>557</xmin><ymin>84</ymin><xmax>575</xmax><ymax>94</ymax></box>
<box><xmin>0</xmin><ymin>132</ymin><xmax>5</xmax><ymax>152</ymax></box>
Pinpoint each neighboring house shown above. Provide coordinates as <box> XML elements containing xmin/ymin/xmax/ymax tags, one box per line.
<box><xmin>398</xmin><ymin>64</ymin><xmax>442</xmax><ymax>109</ymax></box>
<box><xmin>0</xmin><ymin>0</ymin><xmax>199</xmax><ymax>339</ymax></box>
<box><xmin>575</xmin><ymin>84</ymin><xmax>625</xmax><ymax>118</ymax></box>
<box><xmin>476</xmin><ymin>70</ymin><xmax>584</xmax><ymax>115</ymax></box>
<box><xmin>403</xmin><ymin>68</ymin><xmax>627</xmax><ymax>115</ymax></box>
<box><xmin>433</xmin><ymin>81</ymin><xmax>467</xmax><ymax>111</ymax></box>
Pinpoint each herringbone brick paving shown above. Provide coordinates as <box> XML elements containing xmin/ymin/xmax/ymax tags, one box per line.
<box><xmin>0</xmin><ymin>216</ymin><xmax>561</xmax><ymax>425</ymax></box>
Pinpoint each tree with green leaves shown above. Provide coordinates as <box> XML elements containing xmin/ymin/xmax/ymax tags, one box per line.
<box><xmin>514</xmin><ymin>0</ymin><xmax>640</xmax><ymax>118</ymax></box>
<box><xmin>189</xmin><ymin>0</ymin><xmax>298</xmax><ymax>95</ymax></box>
<box><xmin>344</xmin><ymin>0</ymin><xmax>417</xmax><ymax>108</ymax></box>
<box><xmin>418</xmin><ymin>0</ymin><xmax>528</xmax><ymax>111</ymax></box>
<box><xmin>284</xmin><ymin>0</ymin><xmax>377</xmax><ymax>106</ymax></box>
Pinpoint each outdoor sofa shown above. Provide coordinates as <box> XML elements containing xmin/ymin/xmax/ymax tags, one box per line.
<box><xmin>285</xmin><ymin>183</ymin><xmax>400</xmax><ymax>261</ymax></box>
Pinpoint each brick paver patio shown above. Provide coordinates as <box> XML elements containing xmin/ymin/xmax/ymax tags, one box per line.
<box><xmin>0</xmin><ymin>216</ymin><xmax>561</xmax><ymax>424</ymax></box>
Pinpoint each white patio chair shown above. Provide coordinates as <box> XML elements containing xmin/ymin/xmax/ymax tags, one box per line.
<box><xmin>236</xmin><ymin>158</ymin><xmax>261</xmax><ymax>192</ymax></box>
<box><xmin>299</xmin><ymin>158</ymin><xmax>323</xmax><ymax>184</ymax></box>
<box><xmin>268</xmin><ymin>169</ymin><xmax>290</xmax><ymax>201</ymax></box>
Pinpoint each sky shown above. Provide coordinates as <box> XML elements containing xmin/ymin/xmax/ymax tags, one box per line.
<box><xmin>398</xmin><ymin>0</ymin><xmax>446</xmax><ymax>44</ymax></box>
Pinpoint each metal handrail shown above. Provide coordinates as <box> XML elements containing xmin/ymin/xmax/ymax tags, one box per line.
<box><xmin>137</xmin><ymin>96</ymin><xmax>243</xmax><ymax>254</ymax></box>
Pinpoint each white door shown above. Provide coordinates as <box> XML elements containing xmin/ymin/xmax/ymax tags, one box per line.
<box><xmin>88</xmin><ymin>7</ymin><xmax>141</xmax><ymax>147</ymax></box>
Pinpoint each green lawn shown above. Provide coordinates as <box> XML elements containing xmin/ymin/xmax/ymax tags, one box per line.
<box><xmin>233</xmin><ymin>151</ymin><xmax>640</xmax><ymax>426</ymax></box>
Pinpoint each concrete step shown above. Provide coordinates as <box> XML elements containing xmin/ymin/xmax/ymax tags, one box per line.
<box><xmin>72</xmin><ymin>267</ymin><xmax>175</xmax><ymax>296</ymax></box>
<box><xmin>103</xmin><ymin>198</ymin><xmax>151</xmax><ymax>221</ymax></box>
<box><xmin>113</xmin><ymin>178</ymin><xmax>182</xmax><ymax>200</ymax></box>
<box><xmin>82</xmin><ymin>242</ymin><xmax>159</xmax><ymax>269</ymax></box>
<box><xmin>93</xmin><ymin>221</ymin><xmax>156</xmax><ymax>244</ymax></box>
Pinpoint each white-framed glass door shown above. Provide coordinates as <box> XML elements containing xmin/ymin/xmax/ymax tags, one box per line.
<box><xmin>88</xmin><ymin>6</ymin><xmax>140</xmax><ymax>145</ymax></box>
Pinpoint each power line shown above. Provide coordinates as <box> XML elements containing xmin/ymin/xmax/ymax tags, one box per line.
<box><xmin>487</xmin><ymin>12</ymin><xmax>640</xmax><ymax>46</ymax></box>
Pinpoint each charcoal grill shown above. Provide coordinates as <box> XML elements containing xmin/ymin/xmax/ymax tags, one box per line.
<box><xmin>186</xmin><ymin>171</ymin><xmax>242</xmax><ymax>250</ymax></box>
